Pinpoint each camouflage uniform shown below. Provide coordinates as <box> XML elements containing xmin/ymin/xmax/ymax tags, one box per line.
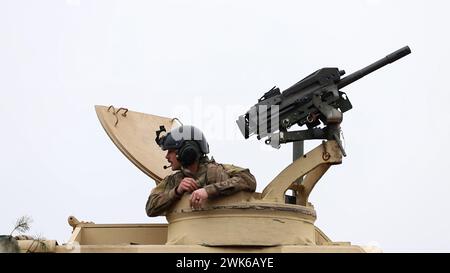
<box><xmin>146</xmin><ymin>157</ymin><xmax>256</xmax><ymax>217</ymax></box>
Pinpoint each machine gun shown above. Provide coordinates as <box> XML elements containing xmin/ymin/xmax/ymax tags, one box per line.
<box><xmin>236</xmin><ymin>46</ymin><xmax>411</xmax><ymax>156</ymax></box>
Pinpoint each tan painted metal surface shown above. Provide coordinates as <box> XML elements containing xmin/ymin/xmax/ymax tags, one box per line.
<box><xmin>52</xmin><ymin>217</ymin><xmax>367</xmax><ymax>253</ymax></box>
<box><xmin>95</xmin><ymin>105</ymin><xmax>177</xmax><ymax>183</ymax></box>
<box><xmin>166</xmin><ymin>195</ymin><xmax>316</xmax><ymax>246</ymax></box>
<box><xmin>56</xmin><ymin>244</ymin><xmax>366</xmax><ymax>253</ymax></box>
<box><xmin>262</xmin><ymin>140</ymin><xmax>342</xmax><ymax>203</ymax></box>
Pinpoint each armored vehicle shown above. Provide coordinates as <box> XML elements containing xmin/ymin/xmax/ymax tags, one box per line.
<box><xmin>11</xmin><ymin>46</ymin><xmax>411</xmax><ymax>253</ymax></box>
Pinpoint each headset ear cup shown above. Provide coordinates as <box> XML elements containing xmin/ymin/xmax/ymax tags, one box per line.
<box><xmin>178</xmin><ymin>142</ymin><xmax>201</xmax><ymax>167</ymax></box>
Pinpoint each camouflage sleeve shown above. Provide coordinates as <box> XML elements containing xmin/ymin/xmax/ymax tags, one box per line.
<box><xmin>203</xmin><ymin>165</ymin><xmax>256</xmax><ymax>198</ymax></box>
<box><xmin>145</xmin><ymin>176</ymin><xmax>181</xmax><ymax>217</ymax></box>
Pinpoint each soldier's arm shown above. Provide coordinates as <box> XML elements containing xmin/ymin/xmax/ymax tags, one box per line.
<box><xmin>203</xmin><ymin>166</ymin><xmax>256</xmax><ymax>198</ymax></box>
<box><xmin>145</xmin><ymin>176</ymin><xmax>181</xmax><ymax>217</ymax></box>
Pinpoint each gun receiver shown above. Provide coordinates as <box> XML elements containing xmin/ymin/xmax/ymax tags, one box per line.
<box><xmin>237</xmin><ymin>46</ymin><xmax>411</xmax><ymax>153</ymax></box>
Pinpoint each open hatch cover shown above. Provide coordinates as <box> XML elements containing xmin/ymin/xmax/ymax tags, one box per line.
<box><xmin>95</xmin><ymin>105</ymin><xmax>178</xmax><ymax>184</ymax></box>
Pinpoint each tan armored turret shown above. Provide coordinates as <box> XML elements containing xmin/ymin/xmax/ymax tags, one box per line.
<box><xmin>11</xmin><ymin>47</ymin><xmax>412</xmax><ymax>253</ymax></box>
<box><xmin>17</xmin><ymin>49</ymin><xmax>417</xmax><ymax>253</ymax></box>
<box><xmin>11</xmin><ymin>105</ymin><xmax>380</xmax><ymax>253</ymax></box>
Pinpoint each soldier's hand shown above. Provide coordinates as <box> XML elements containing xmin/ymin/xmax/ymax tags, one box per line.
<box><xmin>190</xmin><ymin>188</ymin><xmax>208</xmax><ymax>210</ymax></box>
<box><xmin>176</xmin><ymin>178</ymin><xmax>198</xmax><ymax>195</ymax></box>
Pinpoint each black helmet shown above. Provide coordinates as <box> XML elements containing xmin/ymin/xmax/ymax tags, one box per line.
<box><xmin>155</xmin><ymin>125</ymin><xmax>209</xmax><ymax>167</ymax></box>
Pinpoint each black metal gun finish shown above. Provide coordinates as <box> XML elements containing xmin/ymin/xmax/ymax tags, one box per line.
<box><xmin>237</xmin><ymin>46</ymin><xmax>411</xmax><ymax>141</ymax></box>
<box><xmin>338</xmin><ymin>46</ymin><xmax>411</xmax><ymax>89</ymax></box>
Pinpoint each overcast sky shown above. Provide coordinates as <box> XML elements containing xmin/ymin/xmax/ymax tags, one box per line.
<box><xmin>1</xmin><ymin>0</ymin><xmax>449</xmax><ymax>252</ymax></box>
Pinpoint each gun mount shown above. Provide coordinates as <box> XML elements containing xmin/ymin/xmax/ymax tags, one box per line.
<box><xmin>233</xmin><ymin>46</ymin><xmax>411</xmax><ymax>233</ymax></box>
<box><xmin>236</xmin><ymin>46</ymin><xmax>411</xmax><ymax>154</ymax></box>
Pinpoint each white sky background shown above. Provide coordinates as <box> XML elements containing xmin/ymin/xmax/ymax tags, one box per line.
<box><xmin>0</xmin><ymin>0</ymin><xmax>449</xmax><ymax>252</ymax></box>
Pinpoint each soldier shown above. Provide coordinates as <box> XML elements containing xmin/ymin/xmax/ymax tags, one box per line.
<box><xmin>146</xmin><ymin>125</ymin><xmax>257</xmax><ymax>217</ymax></box>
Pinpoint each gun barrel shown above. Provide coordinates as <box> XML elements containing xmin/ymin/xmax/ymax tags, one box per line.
<box><xmin>338</xmin><ymin>46</ymin><xmax>411</xmax><ymax>89</ymax></box>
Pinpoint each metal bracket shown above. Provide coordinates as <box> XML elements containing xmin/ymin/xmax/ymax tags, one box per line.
<box><xmin>171</xmin><ymin>117</ymin><xmax>183</xmax><ymax>126</ymax></box>
<box><xmin>261</xmin><ymin>140</ymin><xmax>343</xmax><ymax>203</ymax></box>
<box><xmin>312</xmin><ymin>93</ymin><xmax>343</xmax><ymax>124</ymax></box>
<box><xmin>107</xmin><ymin>105</ymin><xmax>129</xmax><ymax>127</ymax></box>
